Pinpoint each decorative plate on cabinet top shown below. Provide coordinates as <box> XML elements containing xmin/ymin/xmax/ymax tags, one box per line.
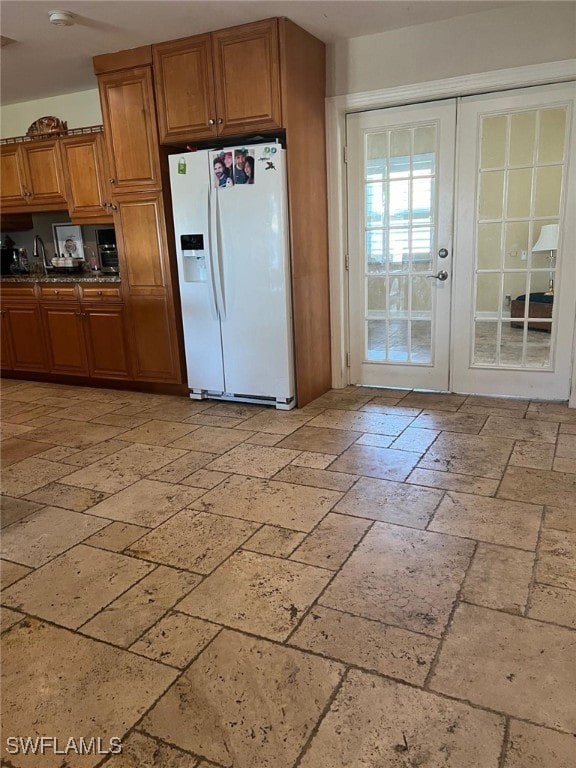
<box><xmin>26</xmin><ymin>116</ymin><xmax>68</xmax><ymax>138</ymax></box>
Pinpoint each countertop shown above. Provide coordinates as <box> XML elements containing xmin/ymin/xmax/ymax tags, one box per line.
<box><xmin>1</xmin><ymin>273</ymin><xmax>121</xmax><ymax>284</ymax></box>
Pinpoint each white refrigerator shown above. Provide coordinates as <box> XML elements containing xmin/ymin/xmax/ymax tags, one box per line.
<box><xmin>168</xmin><ymin>142</ymin><xmax>295</xmax><ymax>409</ymax></box>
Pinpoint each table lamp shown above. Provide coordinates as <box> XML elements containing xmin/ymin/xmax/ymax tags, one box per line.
<box><xmin>532</xmin><ymin>224</ymin><xmax>559</xmax><ymax>296</ymax></box>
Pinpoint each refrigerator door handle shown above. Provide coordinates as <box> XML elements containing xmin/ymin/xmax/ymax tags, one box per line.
<box><xmin>211</xmin><ymin>188</ymin><xmax>227</xmax><ymax>320</ymax></box>
<box><xmin>205</xmin><ymin>188</ymin><xmax>220</xmax><ymax>320</ymax></box>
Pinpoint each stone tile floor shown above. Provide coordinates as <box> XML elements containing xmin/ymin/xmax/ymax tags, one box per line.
<box><xmin>0</xmin><ymin>379</ymin><xmax>575</xmax><ymax>768</ymax></box>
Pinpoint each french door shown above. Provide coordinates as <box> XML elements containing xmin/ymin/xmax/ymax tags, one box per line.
<box><xmin>347</xmin><ymin>83</ymin><xmax>576</xmax><ymax>399</ymax></box>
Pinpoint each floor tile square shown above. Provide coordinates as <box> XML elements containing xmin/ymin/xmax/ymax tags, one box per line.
<box><xmin>290</xmin><ymin>605</ymin><xmax>438</xmax><ymax>685</ymax></box>
<box><xmin>400</xmin><ymin>392</ymin><xmax>467</xmax><ymax>411</ymax></box>
<box><xmin>0</xmin><ymin>496</ymin><xmax>44</xmax><ymax>529</ymax></box>
<box><xmin>85</xmin><ymin>479</ymin><xmax>205</xmax><ymax>527</ymax></box>
<box><xmin>59</xmin><ymin>438</ymin><xmax>132</xmax><ymax>466</ymax></box>
<box><xmin>462</xmin><ymin>543</ymin><xmax>534</xmax><ymax>614</ymax></box>
<box><xmin>1</xmin><ymin>619</ymin><xmax>176</xmax><ymax>768</ymax></box>
<box><xmin>290</xmin><ymin>512</ymin><xmax>370</xmax><ymax>570</ymax></box>
<box><xmin>21</xmin><ymin>419</ymin><xmax>125</xmax><ymax>449</ymax></box>
<box><xmin>119</xmin><ymin>419</ymin><xmax>199</xmax><ymax>446</ymax></box>
<box><xmin>23</xmin><ymin>482</ymin><xmax>108</xmax><ymax>512</ymax></box>
<box><xmin>82</xmin><ymin>566</ymin><xmax>201</xmax><ymax>646</ymax></box>
<box><xmin>141</xmin><ymin>629</ymin><xmax>343</xmax><ymax>767</ymax></box>
<box><xmin>528</xmin><ymin>584</ymin><xmax>576</xmax><ymax>629</ymax></box>
<box><xmin>273</xmin><ymin>465</ymin><xmax>357</xmax><ymax>491</ymax></box>
<box><xmin>481</xmin><ymin>415</ymin><xmax>559</xmax><ymax>442</ymax></box>
<box><xmin>430</xmin><ymin>603</ymin><xmax>576</xmax><ymax>731</ymax></box>
<box><xmin>0</xmin><ymin>506</ymin><xmax>109</xmax><ymax>567</ymax></box>
<box><xmin>206</xmin><ymin>442</ymin><xmax>300</xmax><ymax>478</ymax></box>
<box><xmin>535</xmin><ymin>529</ymin><xmax>576</xmax><ymax>590</ymax></box>
<box><xmin>177</xmin><ymin>550</ymin><xmax>332</xmax><ymax>640</ymax></box>
<box><xmin>509</xmin><ymin>440</ymin><xmax>555</xmax><ymax>469</ymax></box>
<box><xmin>234</xmin><ymin>408</ymin><xmax>319</xmax><ymax>435</ymax></box>
<box><xmin>290</xmin><ymin>451</ymin><xmax>337</xmax><ymax>469</ymax></box>
<box><xmin>418</xmin><ymin>433</ymin><xmax>514</xmax><ymax>478</ymax></box>
<box><xmin>320</xmin><ymin>523</ymin><xmax>474</xmax><ymax>636</ymax></box>
<box><xmin>299</xmin><ymin>670</ymin><xmax>504</xmax><ymax>768</ymax></box>
<box><xmin>410</xmin><ymin>410</ymin><xmax>487</xmax><ymax>433</ymax></box>
<box><xmin>127</xmin><ymin>510</ymin><xmax>259</xmax><ymax>573</ymax></box>
<box><xmin>131</xmin><ymin>612</ymin><xmax>220</xmax><ymax>668</ymax></box>
<box><xmin>389</xmin><ymin>426</ymin><xmax>439</xmax><ymax>453</ymax></box>
<box><xmin>148</xmin><ymin>451</ymin><xmax>218</xmax><ymax>483</ymax></box>
<box><xmin>103</xmin><ymin>731</ymin><xmax>200</xmax><ymax>767</ymax></box>
<box><xmin>0</xmin><ymin>559</ymin><xmax>32</xmax><ymax>589</ymax></box>
<box><xmin>1</xmin><ymin>457</ymin><xmax>74</xmax><ymax>497</ymax></box>
<box><xmin>84</xmin><ymin>521</ymin><xmax>149</xmax><ymax>552</ymax></box>
<box><xmin>429</xmin><ymin>492</ymin><xmax>542</xmax><ymax>550</ymax></box>
<box><xmin>335</xmin><ymin>476</ymin><xmax>444</xmax><ymax>528</ymax></box>
<box><xmin>498</xmin><ymin>466</ymin><xmax>576</xmax><ymax>506</ymax></box>
<box><xmin>170</xmin><ymin>425</ymin><xmax>251</xmax><ymax>453</ymax></box>
<box><xmin>242</xmin><ymin>525</ymin><xmax>306</xmax><ymax>557</ymax></box>
<box><xmin>406</xmin><ymin>467</ymin><xmax>500</xmax><ymax>495</ymax></box>
<box><xmin>307</xmin><ymin>408</ymin><xmax>414</xmax><ymax>436</ymax></box>
<box><xmin>0</xmin><ymin>437</ymin><xmax>51</xmax><ymax>467</ymax></box>
<box><xmin>503</xmin><ymin>720</ymin><xmax>576</xmax><ymax>768</ymax></box>
<box><xmin>2</xmin><ymin>544</ymin><xmax>154</xmax><ymax>629</ymax></box>
<box><xmin>277</xmin><ymin>426</ymin><xmax>361</xmax><ymax>454</ymax></box>
<box><xmin>330</xmin><ymin>444</ymin><xmax>420</xmax><ymax>481</ymax></box>
<box><xmin>58</xmin><ymin>444</ymin><xmax>188</xmax><ymax>494</ymax></box>
<box><xmin>190</xmin><ymin>474</ymin><xmax>342</xmax><ymax>531</ymax></box>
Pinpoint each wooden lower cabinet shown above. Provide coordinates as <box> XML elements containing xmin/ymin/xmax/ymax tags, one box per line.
<box><xmin>1</xmin><ymin>303</ymin><xmax>48</xmax><ymax>372</ymax></box>
<box><xmin>126</xmin><ymin>296</ymin><xmax>178</xmax><ymax>381</ymax></box>
<box><xmin>1</xmin><ymin>286</ymin><xmax>131</xmax><ymax>383</ymax></box>
<box><xmin>83</xmin><ymin>305</ymin><xmax>130</xmax><ymax>378</ymax></box>
<box><xmin>41</xmin><ymin>303</ymin><xmax>89</xmax><ymax>375</ymax></box>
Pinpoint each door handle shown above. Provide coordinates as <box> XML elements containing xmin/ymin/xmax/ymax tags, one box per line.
<box><xmin>428</xmin><ymin>270</ymin><xmax>449</xmax><ymax>281</ymax></box>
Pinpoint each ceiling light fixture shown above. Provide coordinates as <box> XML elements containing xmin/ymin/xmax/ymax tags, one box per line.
<box><xmin>48</xmin><ymin>10</ymin><xmax>75</xmax><ymax>26</ymax></box>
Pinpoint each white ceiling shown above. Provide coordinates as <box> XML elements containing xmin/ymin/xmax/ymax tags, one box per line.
<box><xmin>0</xmin><ymin>0</ymin><xmax>521</xmax><ymax>105</ymax></box>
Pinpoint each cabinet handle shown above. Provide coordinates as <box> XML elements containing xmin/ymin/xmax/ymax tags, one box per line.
<box><xmin>97</xmin><ymin>290</ymin><xmax>103</xmax><ymax>296</ymax></box>
<box><xmin>75</xmin><ymin>311</ymin><xmax>82</xmax><ymax>316</ymax></box>
<box><xmin>54</xmin><ymin>290</ymin><xmax>59</xmax><ymax>295</ymax></box>
<box><xmin>208</xmin><ymin>119</ymin><xmax>215</xmax><ymax>126</ymax></box>
<box><xmin>109</xmin><ymin>204</ymin><xmax>117</xmax><ymax>211</ymax></box>
<box><xmin>217</xmin><ymin>118</ymin><xmax>223</xmax><ymax>125</ymax></box>
<box><xmin>109</xmin><ymin>178</ymin><xmax>116</xmax><ymax>184</ymax></box>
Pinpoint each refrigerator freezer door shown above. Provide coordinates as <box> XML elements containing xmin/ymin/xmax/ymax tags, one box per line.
<box><xmin>217</xmin><ymin>144</ymin><xmax>294</xmax><ymax>402</ymax></box>
<box><xmin>169</xmin><ymin>152</ymin><xmax>225</xmax><ymax>394</ymax></box>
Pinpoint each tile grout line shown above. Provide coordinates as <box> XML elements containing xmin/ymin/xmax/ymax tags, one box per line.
<box><xmin>497</xmin><ymin>716</ymin><xmax>512</xmax><ymax>768</ymax></box>
<box><xmin>422</xmin><ymin>538</ymin><xmax>479</xmax><ymax>691</ymax></box>
<box><xmin>523</xmin><ymin>505</ymin><xmax>548</xmax><ymax>618</ymax></box>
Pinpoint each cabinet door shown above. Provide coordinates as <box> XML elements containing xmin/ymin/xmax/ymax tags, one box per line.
<box><xmin>153</xmin><ymin>34</ymin><xmax>218</xmax><ymax>143</ymax></box>
<box><xmin>212</xmin><ymin>19</ymin><xmax>282</xmax><ymax>137</ymax></box>
<box><xmin>98</xmin><ymin>67</ymin><xmax>162</xmax><ymax>193</ymax></box>
<box><xmin>0</xmin><ymin>146</ymin><xmax>28</xmax><ymax>208</ymax></box>
<box><xmin>0</xmin><ymin>310</ymin><xmax>14</xmax><ymax>370</ymax></box>
<box><xmin>83</xmin><ymin>305</ymin><xmax>131</xmax><ymax>379</ymax></box>
<box><xmin>113</xmin><ymin>193</ymin><xmax>182</xmax><ymax>382</ymax></box>
<box><xmin>22</xmin><ymin>140</ymin><xmax>68</xmax><ymax>209</ymax></box>
<box><xmin>41</xmin><ymin>303</ymin><xmax>89</xmax><ymax>375</ymax></box>
<box><xmin>2</xmin><ymin>304</ymin><xmax>48</xmax><ymax>371</ymax></box>
<box><xmin>60</xmin><ymin>133</ymin><xmax>112</xmax><ymax>221</ymax></box>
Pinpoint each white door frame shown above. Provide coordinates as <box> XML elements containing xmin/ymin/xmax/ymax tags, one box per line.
<box><xmin>326</xmin><ymin>59</ymin><xmax>576</xmax><ymax>404</ymax></box>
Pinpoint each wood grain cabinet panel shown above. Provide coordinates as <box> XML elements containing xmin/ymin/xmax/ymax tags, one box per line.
<box><xmin>0</xmin><ymin>309</ymin><xmax>14</xmax><ymax>370</ymax></box>
<box><xmin>98</xmin><ymin>67</ymin><xmax>162</xmax><ymax>193</ymax></box>
<box><xmin>83</xmin><ymin>305</ymin><xmax>131</xmax><ymax>378</ymax></box>
<box><xmin>0</xmin><ymin>141</ymin><xmax>67</xmax><ymax>211</ymax></box>
<box><xmin>212</xmin><ymin>19</ymin><xmax>282</xmax><ymax>137</ymax></box>
<box><xmin>127</xmin><ymin>296</ymin><xmax>179</xmax><ymax>382</ymax></box>
<box><xmin>153</xmin><ymin>34</ymin><xmax>217</xmax><ymax>142</ymax></box>
<box><xmin>153</xmin><ymin>18</ymin><xmax>281</xmax><ymax>143</ymax></box>
<box><xmin>60</xmin><ymin>133</ymin><xmax>113</xmax><ymax>221</ymax></box>
<box><xmin>41</xmin><ymin>303</ymin><xmax>89</xmax><ymax>375</ymax></box>
<box><xmin>114</xmin><ymin>194</ymin><xmax>166</xmax><ymax>291</ymax></box>
<box><xmin>1</xmin><ymin>304</ymin><xmax>48</xmax><ymax>372</ymax></box>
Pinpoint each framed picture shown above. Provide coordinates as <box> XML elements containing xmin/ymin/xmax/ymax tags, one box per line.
<box><xmin>52</xmin><ymin>223</ymin><xmax>84</xmax><ymax>261</ymax></box>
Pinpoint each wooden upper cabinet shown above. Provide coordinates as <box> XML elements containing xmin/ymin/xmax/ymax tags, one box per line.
<box><xmin>60</xmin><ymin>133</ymin><xmax>113</xmax><ymax>221</ymax></box>
<box><xmin>212</xmin><ymin>19</ymin><xmax>282</xmax><ymax>137</ymax></box>
<box><xmin>153</xmin><ymin>18</ymin><xmax>282</xmax><ymax>143</ymax></box>
<box><xmin>153</xmin><ymin>34</ymin><xmax>217</xmax><ymax>142</ymax></box>
<box><xmin>0</xmin><ymin>140</ymin><xmax>67</xmax><ymax>210</ymax></box>
<box><xmin>98</xmin><ymin>67</ymin><xmax>162</xmax><ymax>193</ymax></box>
<box><xmin>0</xmin><ymin>146</ymin><xmax>27</xmax><ymax>207</ymax></box>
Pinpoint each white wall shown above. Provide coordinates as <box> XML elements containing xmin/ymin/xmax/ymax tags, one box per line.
<box><xmin>0</xmin><ymin>89</ymin><xmax>101</xmax><ymax>139</ymax></box>
<box><xmin>327</xmin><ymin>3</ymin><xmax>576</xmax><ymax>96</ymax></box>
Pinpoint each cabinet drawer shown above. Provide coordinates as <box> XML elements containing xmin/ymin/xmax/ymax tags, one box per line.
<box><xmin>39</xmin><ymin>285</ymin><xmax>77</xmax><ymax>300</ymax></box>
<box><xmin>79</xmin><ymin>285</ymin><xmax>122</xmax><ymax>302</ymax></box>
<box><xmin>0</xmin><ymin>285</ymin><xmax>37</xmax><ymax>299</ymax></box>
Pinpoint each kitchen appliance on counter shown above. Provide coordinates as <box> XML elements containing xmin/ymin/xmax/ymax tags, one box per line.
<box><xmin>169</xmin><ymin>142</ymin><xmax>294</xmax><ymax>409</ymax></box>
<box><xmin>95</xmin><ymin>227</ymin><xmax>119</xmax><ymax>274</ymax></box>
